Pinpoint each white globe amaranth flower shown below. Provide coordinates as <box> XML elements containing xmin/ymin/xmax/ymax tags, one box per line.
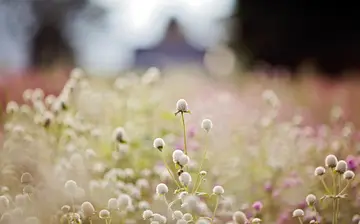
<box><xmin>305</xmin><ymin>194</ymin><xmax>317</xmax><ymax>206</ymax></box>
<box><xmin>344</xmin><ymin>170</ymin><xmax>355</xmax><ymax>180</ymax></box>
<box><xmin>118</xmin><ymin>194</ymin><xmax>132</xmax><ymax>208</ymax></box>
<box><xmin>201</xmin><ymin>119</ymin><xmax>213</xmax><ymax>132</ymax></box>
<box><xmin>138</xmin><ymin>201</ymin><xmax>150</xmax><ymax>210</ymax></box>
<box><xmin>107</xmin><ymin>198</ymin><xmax>119</xmax><ymax>210</ymax></box>
<box><xmin>6</xmin><ymin>101</ymin><xmax>19</xmax><ymax>114</ymax></box>
<box><xmin>156</xmin><ymin>183</ymin><xmax>169</xmax><ymax>195</ymax></box>
<box><xmin>152</xmin><ymin>213</ymin><xmax>167</xmax><ymax>223</ymax></box>
<box><xmin>176</xmin><ymin>99</ymin><xmax>189</xmax><ymax>113</ymax></box>
<box><xmin>292</xmin><ymin>209</ymin><xmax>305</xmax><ymax>217</ymax></box>
<box><xmin>99</xmin><ymin>209</ymin><xmax>110</xmax><ymax>219</ymax></box>
<box><xmin>172</xmin><ymin>210</ymin><xmax>183</xmax><ymax>220</ymax></box>
<box><xmin>200</xmin><ymin>170</ymin><xmax>207</xmax><ymax>176</ymax></box>
<box><xmin>64</xmin><ymin>180</ymin><xmax>78</xmax><ymax>196</ymax></box>
<box><xmin>112</xmin><ymin>127</ymin><xmax>128</xmax><ymax>143</ymax></box>
<box><xmin>314</xmin><ymin>166</ymin><xmax>326</xmax><ymax>176</ymax></box>
<box><xmin>0</xmin><ymin>195</ymin><xmax>10</xmax><ymax>212</ymax></box>
<box><xmin>81</xmin><ymin>201</ymin><xmax>95</xmax><ymax>217</ymax></box>
<box><xmin>173</xmin><ymin>150</ymin><xmax>185</xmax><ymax>163</ymax></box>
<box><xmin>196</xmin><ymin>218</ymin><xmax>211</xmax><ymax>224</ymax></box>
<box><xmin>142</xmin><ymin>209</ymin><xmax>153</xmax><ymax>220</ymax></box>
<box><xmin>233</xmin><ymin>211</ymin><xmax>247</xmax><ymax>224</ymax></box>
<box><xmin>178</xmin><ymin>154</ymin><xmax>190</xmax><ymax>166</ymax></box>
<box><xmin>25</xmin><ymin>216</ymin><xmax>40</xmax><ymax>224</ymax></box>
<box><xmin>21</xmin><ymin>172</ymin><xmax>33</xmax><ymax>184</ymax></box>
<box><xmin>178</xmin><ymin>192</ymin><xmax>188</xmax><ymax>201</ymax></box>
<box><xmin>153</xmin><ymin>138</ymin><xmax>165</xmax><ymax>151</ymax></box>
<box><xmin>335</xmin><ymin>160</ymin><xmax>348</xmax><ymax>174</ymax></box>
<box><xmin>325</xmin><ymin>154</ymin><xmax>338</xmax><ymax>168</ymax></box>
<box><xmin>183</xmin><ymin>213</ymin><xmax>193</xmax><ymax>222</ymax></box>
<box><xmin>176</xmin><ymin>219</ymin><xmax>188</xmax><ymax>224</ymax></box>
<box><xmin>179</xmin><ymin>172</ymin><xmax>192</xmax><ymax>186</ymax></box>
<box><xmin>213</xmin><ymin>185</ymin><xmax>225</xmax><ymax>195</ymax></box>
<box><xmin>251</xmin><ymin>218</ymin><xmax>262</xmax><ymax>223</ymax></box>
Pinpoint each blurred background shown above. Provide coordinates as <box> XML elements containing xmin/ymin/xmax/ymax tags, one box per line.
<box><xmin>2</xmin><ymin>0</ymin><xmax>360</xmax><ymax>121</ymax></box>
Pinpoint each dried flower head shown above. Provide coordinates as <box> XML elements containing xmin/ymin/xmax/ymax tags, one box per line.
<box><xmin>325</xmin><ymin>154</ymin><xmax>338</xmax><ymax>168</ymax></box>
<box><xmin>153</xmin><ymin>138</ymin><xmax>165</xmax><ymax>151</ymax></box>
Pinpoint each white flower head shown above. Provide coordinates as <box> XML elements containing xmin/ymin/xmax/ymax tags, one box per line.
<box><xmin>201</xmin><ymin>119</ymin><xmax>213</xmax><ymax>132</ymax></box>
<box><xmin>153</xmin><ymin>138</ymin><xmax>165</xmax><ymax>151</ymax></box>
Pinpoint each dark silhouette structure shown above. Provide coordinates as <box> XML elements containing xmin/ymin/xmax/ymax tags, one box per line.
<box><xmin>30</xmin><ymin>0</ymin><xmax>88</xmax><ymax>69</ymax></box>
<box><xmin>232</xmin><ymin>1</ymin><xmax>360</xmax><ymax>78</ymax></box>
<box><xmin>134</xmin><ymin>18</ymin><xmax>206</xmax><ymax>69</ymax></box>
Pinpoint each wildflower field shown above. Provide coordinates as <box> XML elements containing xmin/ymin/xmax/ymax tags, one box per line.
<box><xmin>1</xmin><ymin>68</ymin><xmax>360</xmax><ymax>224</ymax></box>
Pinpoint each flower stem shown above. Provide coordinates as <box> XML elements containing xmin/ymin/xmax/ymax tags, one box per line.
<box><xmin>297</xmin><ymin>217</ymin><xmax>304</xmax><ymax>224</ymax></box>
<box><xmin>331</xmin><ymin>171</ymin><xmax>336</xmax><ymax>224</ymax></box>
<box><xmin>192</xmin><ymin>135</ymin><xmax>208</xmax><ymax>194</ymax></box>
<box><xmin>320</xmin><ymin>177</ymin><xmax>331</xmax><ymax>195</ymax></box>
<box><xmin>180</xmin><ymin>112</ymin><xmax>188</xmax><ymax>155</ymax></box>
<box><xmin>211</xmin><ymin>196</ymin><xmax>219</xmax><ymax>223</ymax></box>
<box><xmin>161</xmin><ymin>154</ymin><xmax>181</xmax><ymax>188</ymax></box>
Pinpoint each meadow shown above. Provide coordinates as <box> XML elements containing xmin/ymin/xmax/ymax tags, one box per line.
<box><xmin>0</xmin><ymin>67</ymin><xmax>359</xmax><ymax>224</ymax></box>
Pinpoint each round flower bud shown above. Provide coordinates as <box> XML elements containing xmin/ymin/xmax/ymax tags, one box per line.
<box><xmin>314</xmin><ymin>166</ymin><xmax>326</xmax><ymax>176</ymax></box>
<box><xmin>178</xmin><ymin>154</ymin><xmax>190</xmax><ymax>166</ymax></box>
<box><xmin>23</xmin><ymin>185</ymin><xmax>34</xmax><ymax>194</ymax></box>
<box><xmin>99</xmin><ymin>209</ymin><xmax>110</xmax><ymax>219</ymax></box>
<box><xmin>335</xmin><ymin>160</ymin><xmax>348</xmax><ymax>174</ymax></box>
<box><xmin>292</xmin><ymin>209</ymin><xmax>305</xmax><ymax>217</ymax></box>
<box><xmin>21</xmin><ymin>172</ymin><xmax>33</xmax><ymax>184</ymax></box>
<box><xmin>156</xmin><ymin>183</ymin><xmax>168</xmax><ymax>195</ymax></box>
<box><xmin>252</xmin><ymin>201</ymin><xmax>263</xmax><ymax>212</ymax></box>
<box><xmin>179</xmin><ymin>172</ymin><xmax>192</xmax><ymax>186</ymax></box>
<box><xmin>344</xmin><ymin>170</ymin><xmax>355</xmax><ymax>180</ymax></box>
<box><xmin>61</xmin><ymin>205</ymin><xmax>71</xmax><ymax>213</ymax></box>
<box><xmin>112</xmin><ymin>127</ymin><xmax>127</xmax><ymax>143</ymax></box>
<box><xmin>305</xmin><ymin>194</ymin><xmax>317</xmax><ymax>206</ymax></box>
<box><xmin>118</xmin><ymin>194</ymin><xmax>132</xmax><ymax>208</ymax></box>
<box><xmin>183</xmin><ymin>213</ymin><xmax>193</xmax><ymax>222</ymax></box>
<box><xmin>81</xmin><ymin>202</ymin><xmax>95</xmax><ymax>217</ymax></box>
<box><xmin>176</xmin><ymin>99</ymin><xmax>188</xmax><ymax>112</ymax></box>
<box><xmin>173</xmin><ymin>150</ymin><xmax>185</xmax><ymax>163</ymax></box>
<box><xmin>252</xmin><ymin>218</ymin><xmax>262</xmax><ymax>223</ymax></box>
<box><xmin>25</xmin><ymin>216</ymin><xmax>40</xmax><ymax>224</ymax></box>
<box><xmin>107</xmin><ymin>198</ymin><xmax>119</xmax><ymax>210</ymax></box>
<box><xmin>201</xmin><ymin>119</ymin><xmax>213</xmax><ymax>132</ymax></box>
<box><xmin>177</xmin><ymin>219</ymin><xmax>187</xmax><ymax>224</ymax></box>
<box><xmin>199</xmin><ymin>170</ymin><xmax>207</xmax><ymax>176</ymax></box>
<box><xmin>212</xmin><ymin>185</ymin><xmax>225</xmax><ymax>195</ymax></box>
<box><xmin>64</xmin><ymin>180</ymin><xmax>78</xmax><ymax>196</ymax></box>
<box><xmin>153</xmin><ymin>138</ymin><xmax>165</xmax><ymax>151</ymax></box>
<box><xmin>172</xmin><ymin>210</ymin><xmax>183</xmax><ymax>220</ymax></box>
<box><xmin>142</xmin><ymin>209</ymin><xmax>153</xmax><ymax>220</ymax></box>
<box><xmin>233</xmin><ymin>211</ymin><xmax>247</xmax><ymax>224</ymax></box>
<box><xmin>0</xmin><ymin>195</ymin><xmax>10</xmax><ymax>211</ymax></box>
<box><xmin>325</xmin><ymin>154</ymin><xmax>338</xmax><ymax>168</ymax></box>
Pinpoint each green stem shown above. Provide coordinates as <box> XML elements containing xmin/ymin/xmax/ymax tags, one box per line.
<box><xmin>192</xmin><ymin>136</ymin><xmax>208</xmax><ymax>194</ymax></box>
<box><xmin>161</xmin><ymin>154</ymin><xmax>181</xmax><ymax>187</ymax></box>
<box><xmin>320</xmin><ymin>177</ymin><xmax>331</xmax><ymax>195</ymax></box>
<box><xmin>180</xmin><ymin>112</ymin><xmax>188</xmax><ymax>155</ymax></box>
<box><xmin>211</xmin><ymin>196</ymin><xmax>219</xmax><ymax>223</ymax></box>
<box><xmin>335</xmin><ymin>174</ymin><xmax>341</xmax><ymax>223</ymax></box>
<box><xmin>338</xmin><ymin>181</ymin><xmax>350</xmax><ymax>195</ymax></box>
<box><xmin>193</xmin><ymin>176</ymin><xmax>204</xmax><ymax>194</ymax></box>
<box><xmin>331</xmin><ymin>171</ymin><xmax>336</xmax><ymax>224</ymax></box>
